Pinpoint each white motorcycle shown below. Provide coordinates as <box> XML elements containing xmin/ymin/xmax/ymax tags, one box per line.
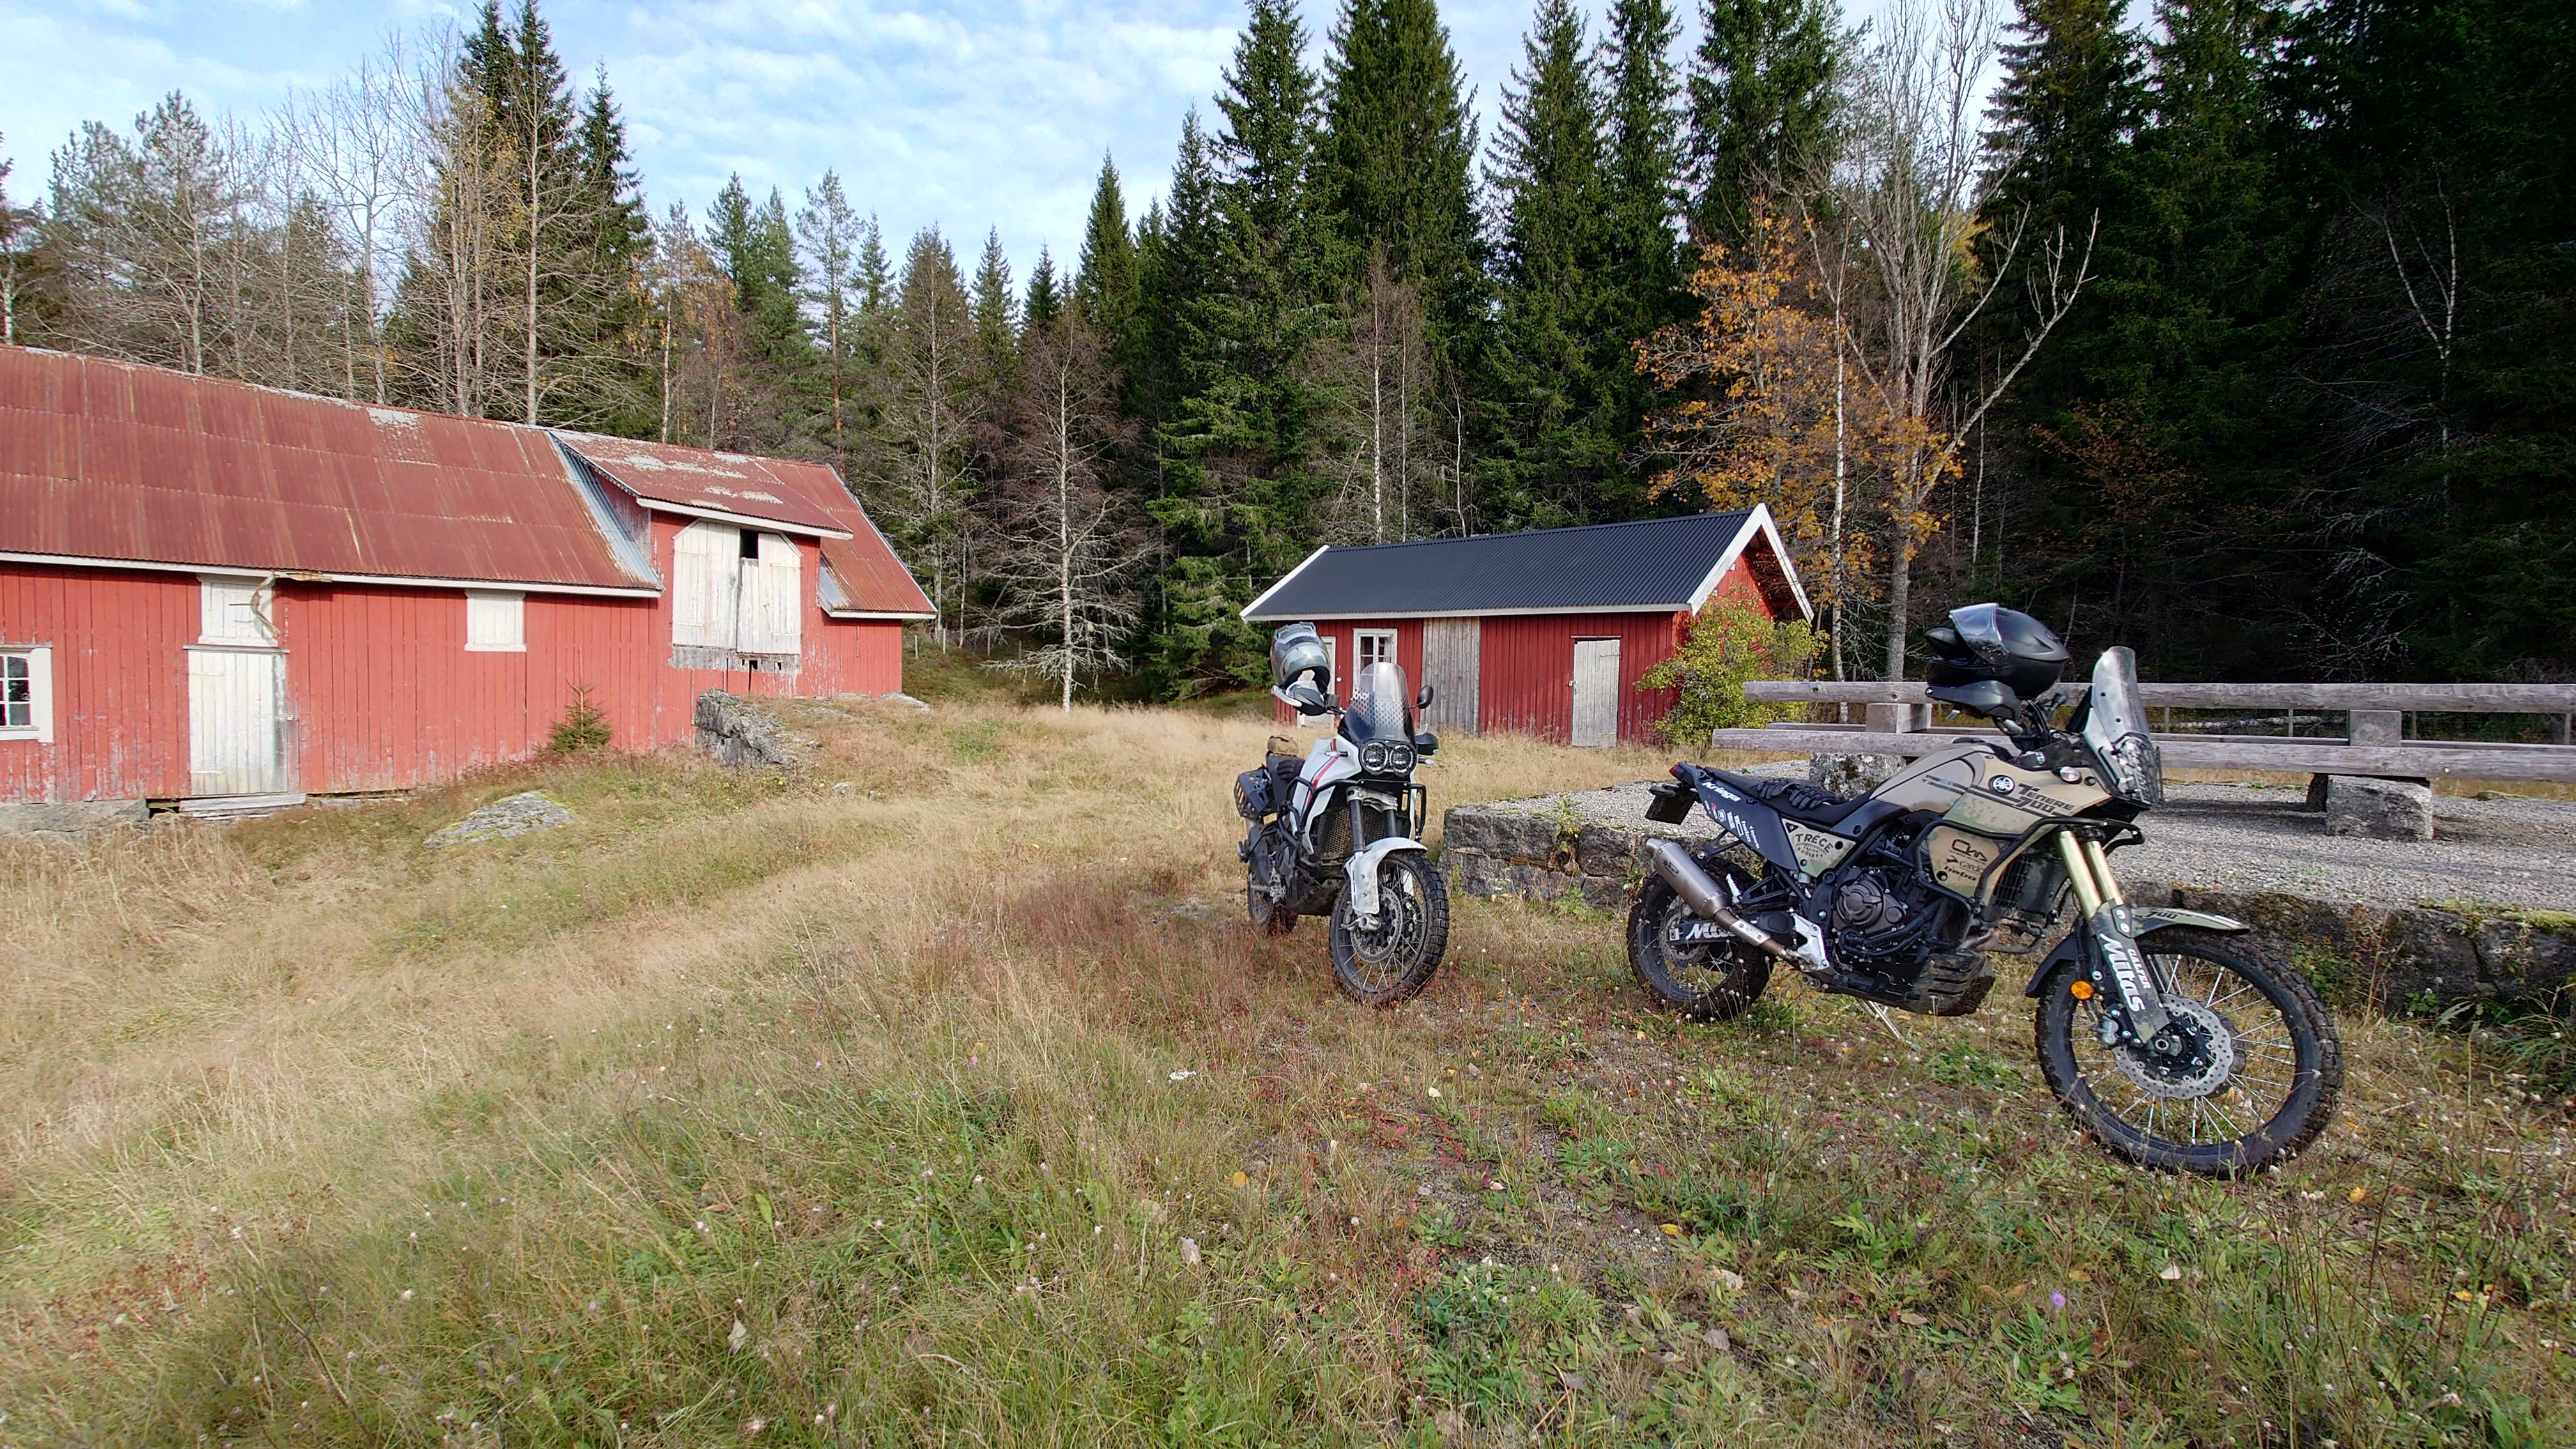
<box><xmin>1235</xmin><ymin>624</ymin><xmax>1452</xmax><ymax>1006</ymax></box>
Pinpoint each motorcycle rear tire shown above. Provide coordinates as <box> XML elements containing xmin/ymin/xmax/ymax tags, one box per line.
<box><xmin>1328</xmin><ymin>852</ymin><xmax>1448</xmax><ymax>1008</ymax></box>
<box><xmin>2034</xmin><ymin>927</ymin><xmax>2342</xmax><ymax>1176</ymax></box>
<box><xmin>1625</xmin><ymin>873</ymin><xmax>1774</xmax><ymax>1022</ymax></box>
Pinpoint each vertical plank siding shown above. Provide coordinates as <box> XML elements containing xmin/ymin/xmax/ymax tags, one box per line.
<box><xmin>2</xmin><ymin>516</ymin><xmax>908</xmax><ymax>803</ymax></box>
<box><xmin>0</xmin><ymin>563</ymin><xmax>197</xmax><ymax>801</ymax></box>
<box><xmin>1255</xmin><ymin>560</ymin><xmax>1783</xmax><ymax>747</ymax></box>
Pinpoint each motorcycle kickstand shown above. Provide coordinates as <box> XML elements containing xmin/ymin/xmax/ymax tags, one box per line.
<box><xmin>1864</xmin><ymin>1002</ymin><xmax>1912</xmax><ymax>1049</ymax></box>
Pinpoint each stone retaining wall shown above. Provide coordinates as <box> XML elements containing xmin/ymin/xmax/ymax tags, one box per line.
<box><xmin>1440</xmin><ymin>790</ymin><xmax>2575</xmax><ymax>1009</ymax></box>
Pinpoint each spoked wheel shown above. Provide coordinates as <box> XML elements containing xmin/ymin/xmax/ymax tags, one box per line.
<box><xmin>2036</xmin><ymin>927</ymin><xmax>2342</xmax><ymax>1176</ymax></box>
<box><xmin>1625</xmin><ymin>873</ymin><xmax>1773</xmax><ymax>1022</ymax></box>
<box><xmin>1328</xmin><ymin>852</ymin><xmax>1449</xmax><ymax>1007</ymax></box>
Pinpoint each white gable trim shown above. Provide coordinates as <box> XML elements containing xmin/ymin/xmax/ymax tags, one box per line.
<box><xmin>630</xmin><ymin>498</ymin><xmax>853</xmax><ymax>540</ymax></box>
<box><xmin>1240</xmin><ymin>544</ymin><xmax>1330</xmax><ymax>620</ymax></box>
<box><xmin>1680</xmin><ymin>503</ymin><xmax>1813</xmax><ymax>620</ymax></box>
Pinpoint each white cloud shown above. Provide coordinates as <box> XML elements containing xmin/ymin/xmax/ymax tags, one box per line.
<box><xmin>0</xmin><ymin>0</ymin><xmax>1933</xmax><ymax>277</ymax></box>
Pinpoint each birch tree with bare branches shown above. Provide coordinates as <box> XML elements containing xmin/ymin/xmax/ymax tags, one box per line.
<box><xmin>986</xmin><ymin>318</ymin><xmax>1138</xmax><ymax>708</ymax></box>
<box><xmin>1312</xmin><ymin>247</ymin><xmax>1436</xmax><ymax>544</ymax></box>
<box><xmin>1828</xmin><ymin>0</ymin><xmax>2095</xmax><ymax>678</ymax></box>
<box><xmin>284</xmin><ymin>40</ymin><xmax>418</xmax><ymax>403</ymax></box>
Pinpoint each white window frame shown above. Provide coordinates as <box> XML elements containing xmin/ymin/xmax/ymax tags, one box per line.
<box><xmin>1353</xmin><ymin>628</ymin><xmax>1397</xmax><ymax>674</ymax></box>
<box><xmin>465</xmin><ymin>590</ymin><xmax>526</xmax><ymax>652</ymax></box>
<box><xmin>199</xmin><ymin>575</ymin><xmax>276</xmax><ymax>646</ymax></box>
<box><xmin>0</xmin><ymin>646</ymin><xmax>52</xmax><ymax>742</ymax></box>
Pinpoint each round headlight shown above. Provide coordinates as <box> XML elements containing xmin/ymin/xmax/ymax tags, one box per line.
<box><xmin>1390</xmin><ymin>744</ymin><xmax>1414</xmax><ymax>772</ymax></box>
<box><xmin>1361</xmin><ymin>742</ymin><xmax>1387</xmax><ymax>771</ymax></box>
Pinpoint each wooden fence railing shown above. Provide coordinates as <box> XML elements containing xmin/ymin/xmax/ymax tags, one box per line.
<box><xmin>1708</xmin><ymin>681</ymin><xmax>2576</xmax><ymax>784</ymax></box>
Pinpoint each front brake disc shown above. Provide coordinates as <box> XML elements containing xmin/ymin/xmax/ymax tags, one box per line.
<box><xmin>2111</xmin><ymin>996</ymin><xmax>2238</xmax><ymax>1100</ymax></box>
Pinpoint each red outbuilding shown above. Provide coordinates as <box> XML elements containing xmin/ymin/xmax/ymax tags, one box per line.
<box><xmin>1243</xmin><ymin>509</ymin><xmax>1810</xmax><ymax>747</ymax></box>
<box><xmin>0</xmin><ymin>346</ymin><xmax>931</xmax><ymax>815</ymax></box>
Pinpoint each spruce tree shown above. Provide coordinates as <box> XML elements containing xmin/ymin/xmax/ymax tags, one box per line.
<box><xmin>1124</xmin><ymin>112</ymin><xmax>1221</xmax><ymax>441</ymax></box>
<box><xmin>1597</xmin><ymin>0</ymin><xmax>1690</xmax><ymax>514</ymax></box>
<box><xmin>1072</xmin><ymin>155</ymin><xmax>1137</xmax><ymax>342</ymax></box>
<box><xmin>1687</xmin><ymin>0</ymin><xmax>1845</xmax><ymax>247</ymax></box>
<box><xmin>1024</xmin><ymin>248</ymin><xmax>1061</xmax><ymax>335</ymax></box>
<box><xmin>1317</xmin><ymin>0</ymin><xmax>1484</xmax><ymax>344</ymax></box>
<box><xmin>571</xmin><ymin>68</ymin><xmax>651</xmax><ymax>433</ymax></box>
<box><xmin>1483</xmin><ymin>0</ymin><xmax>1614</xmax><ymax>526</ymax></box>
<box><xmin>1147</xmin><ymin>0</ymin><xmax>1334</xmax><ymax>696</ymax></box>
<box><xmin>970</xmin><ymin>227</ymin><xmax>1018</xmax><ymax>368</ymax></box>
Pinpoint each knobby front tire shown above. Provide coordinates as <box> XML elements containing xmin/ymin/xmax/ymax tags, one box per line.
<box><xmin>2035</xmin><ymin>926</ymin><xmax>2342</xmax><ymax>1176</ymax></box>
<box><xmin>1328</xmin><ymin>852</ymin><xmax>1448</xmax><ymax>1008</ymax></box>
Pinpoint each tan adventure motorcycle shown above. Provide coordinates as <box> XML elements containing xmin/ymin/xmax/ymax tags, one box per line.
<box><xmin>1630</xmin><ymin>604</ymin><xmax>2342</xmax><ymax>1175</ymax></box>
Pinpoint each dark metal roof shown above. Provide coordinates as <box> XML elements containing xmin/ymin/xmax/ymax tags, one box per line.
<box><xmin>1244</xmin><ymin>510</ymin><xmax>1788</xmax><ymax>619</ymax></box>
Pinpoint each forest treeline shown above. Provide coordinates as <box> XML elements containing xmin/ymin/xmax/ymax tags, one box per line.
<box><xmin>0</xmin><ymin>0</ymin><xmax>2564</xmax><ymax>694</ymax></box>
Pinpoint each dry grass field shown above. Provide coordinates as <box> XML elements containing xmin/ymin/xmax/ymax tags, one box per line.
<box><xmin>1</xmin><ymin>682</ymin><xmax>2569</xmax><ymax>1447</ymax></box>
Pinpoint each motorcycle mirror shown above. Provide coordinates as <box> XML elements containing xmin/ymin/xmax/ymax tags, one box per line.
<box><xmin>1414</xmin><ymin>684</ymin><xmax>1434</xmax><ymax>709</ymax></box>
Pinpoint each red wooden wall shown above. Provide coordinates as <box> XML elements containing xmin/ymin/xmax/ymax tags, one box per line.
<box><xmin>1260</xmin><ymin>558</ymin><xmax>1779</xmax><ymax>747</ymax></box>
<box><xmin>0</xmin><ymin>515</ymin><xmax>905</xmax><ymax>804</ymax></box>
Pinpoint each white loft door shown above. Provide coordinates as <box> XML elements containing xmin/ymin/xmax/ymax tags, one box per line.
<box><xmin>1570</xmin><ymin>638</ymin><xmax>1621</xmax><ymax>747</ymax></box>
<box><xmin>1422</xmin><ymin>617</ymin><xmax>1480</xmax><ymax>734</ymax></box>
<box><xmin>188</xmin><ymin>648</ymin><xmax>293</xmax><ymax>796</ymax></box>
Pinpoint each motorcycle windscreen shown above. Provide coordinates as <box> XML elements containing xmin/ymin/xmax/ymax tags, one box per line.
<box><xmin>2082</xmin><ymin>647</ymin><xmax>2163</xmax><ymax>805</ymax></box>
<box><xmin>1344</xmin><ymin>662</ymin><xmax>1413</xmax><ymax>742</ymax></box>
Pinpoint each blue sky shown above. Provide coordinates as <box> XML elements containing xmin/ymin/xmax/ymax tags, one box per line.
<box><xmin>0</xmin><ymin>1</ymin><xmax>1915</xmax><ymax>275</ymax></box>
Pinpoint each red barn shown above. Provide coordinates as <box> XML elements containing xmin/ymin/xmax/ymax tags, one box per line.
<box><xmin>1243</xmin><ymin>509</ymin><xmax>1809</xmax><ymax>747</ymax></box>
<box><xmin>0</xmin><ymin>347</ymin><xmax>931</xmax><ymax>815</ymax></box>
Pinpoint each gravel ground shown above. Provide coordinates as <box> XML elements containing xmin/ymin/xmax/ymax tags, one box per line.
<box><xmin>1471</xmin><ymin>770</ymin><xmax>2576</xmax><ymax>913</ymax></box>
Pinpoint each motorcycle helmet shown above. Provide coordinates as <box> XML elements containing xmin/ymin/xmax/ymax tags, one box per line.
<box><xmin>1923</xmin><ymin>602</ymin><xmax>2069</xmax><ymax>700</ymax></box>
<box><xmin>1270</xmin><ymin>622</ymin><xmax>1331</xmax><ymax>693</ymax></box>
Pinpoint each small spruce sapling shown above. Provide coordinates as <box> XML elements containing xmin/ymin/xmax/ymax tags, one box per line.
<box><xmin>545</xmin><ymin>682</ymin><xmax>613</xmax><ymax>755</ymax></box>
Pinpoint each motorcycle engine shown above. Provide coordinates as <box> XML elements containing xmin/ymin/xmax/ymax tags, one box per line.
<box><xmin>1820</xmin><ymin>822</ymin><xmax>1962</xmax><ymax>982</ymax></box>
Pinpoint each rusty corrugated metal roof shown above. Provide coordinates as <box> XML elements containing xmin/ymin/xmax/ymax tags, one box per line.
<box><xmin>556</xmin><ymin>433</ymin><xmax>933</xmax><ymax>618</ymax></box>
<box><xmin>555</xmin><ymin>434</ymin><xmax>848</xmax><ymax>536</ymax></box>
<box><xmin>0</xmin><ymin>348</ymin><xmax>657</xmax><ymax>592</ymax></box>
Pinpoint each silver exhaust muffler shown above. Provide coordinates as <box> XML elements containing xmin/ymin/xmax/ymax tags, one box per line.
<box><xmin>1644</xmin><ymin>838</ymin><xmax>1791</xmax><ymax>960</ymax></box>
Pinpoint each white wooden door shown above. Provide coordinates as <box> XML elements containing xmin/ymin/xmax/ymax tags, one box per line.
<box><xmin>737</xmin><ymin>532</ymin><xmax>803</xmax><ymax>656</ymax></box>
<box><xmin>1422</xmin><ymin>617</ymin><xmax>1480</xmax><ymax>734</ymax></box>
<box><xmin>671</xmin><ymin>521</ymin><xmax>742</xmax><ymax>648</ymax></box>
<box><xmin>188</xmin><ymin>648</ymin><xmax>293</xmax><ymax>796</ymax></box>
<box><xmin>1570</xmin><ymin>638</ymin><xmax>1621</xmax><ymax>747</ymax></box>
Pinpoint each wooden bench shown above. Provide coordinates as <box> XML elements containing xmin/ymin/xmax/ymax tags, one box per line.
<box><xmin>1710</xmin><ymin>681</ymin><xmax>2576</xmax><ymax>785</ymax></box>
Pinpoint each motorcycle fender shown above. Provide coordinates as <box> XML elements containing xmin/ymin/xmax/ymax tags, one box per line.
<box><xmin>2020</xmin><ymin>907</ymin><xmax>2251</xmax><ymax>996</ymax></box>
<box><xmin>2129</xmin><ymin>907</ymin><xmax>2251</xmax><ymax>935</ymax></box>
<box><xmin>1344</xmin><ymin>837</ymin><xmax>1427</xmax><ymax>923</ymax></box>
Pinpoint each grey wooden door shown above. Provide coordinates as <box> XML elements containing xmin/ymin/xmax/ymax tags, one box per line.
<box><xmin>1570</xmin><ymin>638</ymin><xmax>1621</xmax><ymax>747</ymax></box>
<box><xmin>1422</xmin><ymin>617</ymin><xmax>1480</xmax><ymax>734</ymax></box>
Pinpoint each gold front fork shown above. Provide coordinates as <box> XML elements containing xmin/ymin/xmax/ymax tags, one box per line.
<box><xmin>2055</xmin><ymin>831</ymin><xmax>2107</xmax><ymax>914</ymax></box>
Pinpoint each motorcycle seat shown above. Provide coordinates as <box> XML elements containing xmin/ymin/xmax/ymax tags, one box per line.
<box><xmin>1703</xmin><ymin>768</ymin><xmax>1871</xmax><ymax>829</ymax></box>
